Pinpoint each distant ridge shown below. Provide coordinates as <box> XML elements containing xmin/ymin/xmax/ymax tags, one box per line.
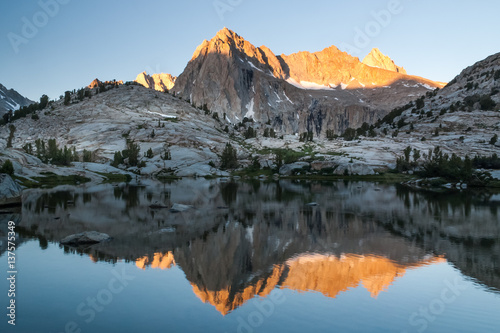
<box><xmin>135</xmin><ymin>72</ymin><xmax>176</xmax><ymax>92</ymax></box>
<box><xmin>0</xmin><ymin>83</ymin><xmax>33</xmax><ymax>115</ymax></box>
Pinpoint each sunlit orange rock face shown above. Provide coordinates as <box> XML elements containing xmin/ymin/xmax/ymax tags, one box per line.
<box><xmin>191</xmin><ymin>265</ymin><xmax>285</xmax><ymax>315</ymax></box>
<box><xmin>87</xmin><ymin>78</ymin><xmax>123</xmax><ymax>89</ymax></box>
<box><xmin>135</xmin><ymin>72</ymin><xmax>176</xmax><ymax>92</ymax></box>
<box><xmin>133</xmin><ymin>251</ymin><xmax>445</xmax><ymax>315</ymax></box>
<box><xmin>281</xmin><ymin>254</ymin><xmax>445</xmax><ymax>298</ymax></box>
<box><xmin>135</xmin><ymin>252</ymin><xmax>176</xmax><ymax>270</ymax></box>
<box><xmin>189</xmin><ymin>28</ymin><xmax>442</xmax><ymax>90</ymax></box>
<box><xmin>280</xmin><ymin>46</ymin><xmax>428</xmax><ymax>89</ymax></box>
<box><xmin>362</xmin><ymin>48</ymin><xmax>407</xmax><ymax>75</ymax></box>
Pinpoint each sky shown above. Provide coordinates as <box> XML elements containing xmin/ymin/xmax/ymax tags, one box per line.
<box><xmin>1</xmin><ymin>0</ymin><xmax>500</xmax><ymax>101</ymax></box>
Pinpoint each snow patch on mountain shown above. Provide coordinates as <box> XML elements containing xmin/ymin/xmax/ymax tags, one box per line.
<box><xmin>286</xmin><ymin>78</ymin><xmax>333</xmax><ymax>91</ymax></box>
<box><xmin>245</xmin><ymin>98</ymin><xmax>255</xmax><ymax>119</ymax></box>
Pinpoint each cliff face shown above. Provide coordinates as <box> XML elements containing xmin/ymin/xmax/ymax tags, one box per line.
<box><xmin>171</xmin><ymin>28</ymin><xmax>444</xmax><ymax>136</ymax></box>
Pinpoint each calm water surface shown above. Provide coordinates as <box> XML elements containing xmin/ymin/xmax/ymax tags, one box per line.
<box><xmin>1</xmin><ymin>179</ymin><xmax>499</xmax><ymax>333</ymax></box>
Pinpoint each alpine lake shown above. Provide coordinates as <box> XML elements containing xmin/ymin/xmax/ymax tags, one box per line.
<box><xmin>1</xmin><ymin>178</ymin><xmax>499</xmax><ymax>333</ymax></box>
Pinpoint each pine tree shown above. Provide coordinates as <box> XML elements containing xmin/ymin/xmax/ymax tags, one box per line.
<box><xmin>111</xmin><ymin>151</ymin><xmax>123</xmax><ymax>167</ymax></box>
<box><xmin>0</xmin><ymin>159</ymin><xmax>14</xmax><ymax>175</ymax></box>
<box><xmin>64</xmin><ymin>91</ymin><xmax>71</xmax><ymax>105</ymax></box>
<box><xmin>83</xmin><ymin>149</ymin><xmax>92</xmax><ymax>162</ymax></box>
<box><xmin>7</xmin><ymin>125</ymin><xmax>16</xmax><ymax>148</ymax></box>
<box><xmin>274</xmin><ymin>149</ymin><xmax>284</xmax><ymax>170</ymax></box>
<box><xmin>161</xmin><ymin>144</ymin><xmax>171</xmax><ymax>160</ymax></box>
<box><xmin>490</xmin><ymin>134</ymin><xmax>498</xmax><ymax>145</ymax></box>
<box><xmin>40</xmin><ymin>94</ymin><xmax>49</xmax><ymax>109</ymax></box>
<box><xmin>220</xmin><ymin>143</ymin><xmax>238</xmax><ymax>170</ymax></box>
<box><xmin>123</xmin><ymin>139</ymin><xmax>140</xmax><ymax>166</ymax></box>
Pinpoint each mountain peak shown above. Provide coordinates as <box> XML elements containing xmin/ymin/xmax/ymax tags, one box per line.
<box><xmin>370</xmin><ymin>47</ymin><xmax>383</xmax><ymax>55</ymax></box>
<box><xmin>215</xmin><ymin>27</ymin><xmax>233</xmax><ymax>38</ymax></box>
<box><xmin>88</xmin><ymin>78</ymin><xmax>102</xmax><ymax>89</ymax></box>
<box><xmin>212</xmin><ymin>27</ymin><xmax>242</xmax><ymax>44</ymax></box>
<box><xmin>362</xmin><ymin>48</ymin><xmax>407</xmax><ymax>74</ymax></box>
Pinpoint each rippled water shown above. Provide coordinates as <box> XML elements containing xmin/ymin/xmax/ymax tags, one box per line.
<box><xmin>1</xmin><ymin>179</ymin><xmax>499</xmax><ymax>332</ymax></box>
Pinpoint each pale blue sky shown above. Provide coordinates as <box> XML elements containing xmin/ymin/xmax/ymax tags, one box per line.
<box><xmin>1</xmin><ymin>0</ymin><xmax>499</xmax><ymax>100</ymax></box>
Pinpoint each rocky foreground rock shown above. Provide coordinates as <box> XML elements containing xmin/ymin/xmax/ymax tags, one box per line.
<box><xmin>60</xmin><ymin>231</ymin><xmax>111</xmax><ymax>246</ymax></box>
<box><xmin>0</xmin><ymin>174</ymin><xmax>22</xmax><ymax>206</ymax></box>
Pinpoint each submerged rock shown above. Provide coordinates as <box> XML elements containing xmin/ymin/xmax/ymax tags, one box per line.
<box><xmin>0</xmin><ymin>174</ymin><xmax>22</xmax><ymax>206</ymax></box>
<box><xmin>60</xmin><ymin>231</ymin><xmax>111</xmax><ymax>246</ymax></box>
<box><xmin>149</xmin><ymin>203</ymin><xmax>169</xmax><ymax>209</ymax></box>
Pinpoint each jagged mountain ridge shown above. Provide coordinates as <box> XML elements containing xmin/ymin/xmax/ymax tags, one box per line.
<box><xmin>0</xmin><ymin>83</ymin><xmax>33</xmax><ymax>115</ymax></box>
<box><xmin>171</xmin><ymin>28</ymin><xmax>444</xmax><ymax>136</ymax></box>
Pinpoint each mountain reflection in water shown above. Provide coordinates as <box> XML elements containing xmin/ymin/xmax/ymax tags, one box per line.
<box><xmin>135</xmin><ymin>250</ymin><xmax>444</xmax><ymax>315</ymax></box>
<box><xmin>7</xmin><ymin>178</ymin><xmax>500</xmax><ymax>315</ymax></box>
